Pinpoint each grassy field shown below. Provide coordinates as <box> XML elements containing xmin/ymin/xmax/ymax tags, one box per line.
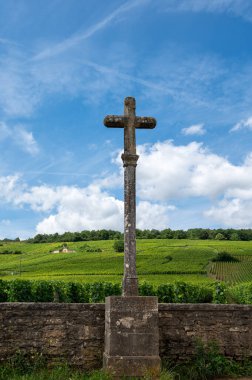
<box><xmin>1</xmin><ymin>239</ymin><xmax>252</xmax><ymax>284</ymax></box>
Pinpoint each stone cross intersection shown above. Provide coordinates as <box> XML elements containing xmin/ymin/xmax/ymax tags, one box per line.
<box><xmin>104</xmin><ymin>97</ymin><xmax>156</xmax><ymax>296</ymax></box>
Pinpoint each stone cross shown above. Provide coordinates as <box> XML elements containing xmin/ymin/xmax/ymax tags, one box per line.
<box><xmin>104</xmin><ymin>97</ymin><xmax>156</xmax><ymax>296</ymax></box>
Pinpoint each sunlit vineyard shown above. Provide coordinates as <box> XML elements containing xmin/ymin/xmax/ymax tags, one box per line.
<box><xmin>1</xmin><ymin>239</ymin><xmax>252</xmax><ymax>285</ymax></box>
<box><xmin>209</xmin><ymin>255</ymin><xmax>252</xmax><ymax>283</ymax></box>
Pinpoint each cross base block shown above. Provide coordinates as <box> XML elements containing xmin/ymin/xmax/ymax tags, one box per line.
<box><xmin>103</xmin><ymin>353</ymin><xmax>161</xmax><ymax>378</ymax></box>
<box><xmin>103</xmin><ymin>296</ymin><xmax>161</xmax><ymax>378</ymax></box>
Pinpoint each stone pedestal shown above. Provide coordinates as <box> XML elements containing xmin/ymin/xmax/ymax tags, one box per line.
<box><xmin>103</xmin><ymin>296</ymin><xmax>161</xmax><ymax>378</ymax></box>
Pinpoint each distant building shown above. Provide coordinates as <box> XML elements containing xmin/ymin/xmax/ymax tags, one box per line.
<box><xmin>51</xmin><ymin>244</ymin><xmax>76</xmax><ymax>254</ymax></box>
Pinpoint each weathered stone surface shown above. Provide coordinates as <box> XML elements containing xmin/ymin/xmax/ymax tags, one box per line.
<box><xmin>159</xmin><ymin>303</ymin><xmax>252</xmax><ymax>361</ymax></box>
<box><xmin>0</xmin><ymin>303</ymin><xmax>105</xmax><ymax>370</ymax></box>
<box><xmin>103</xmin><ymin>354</ymin><xmax>161</xmax><ymax>377</ymax></box>
<box><xmin>103</xmin><ymin>115</ymin><xmax>156</xmax><ymax>130</ymax></box>
<box><xmin>104</xmin><ymin>97</ymin><xmax>156</xmax><ymax>297</ymax></box>
<box><xmin>1</xmin><ymin>302</ymin><xmax>252</xmax><ymax>370</ymax></box>
<box><xmin>103</xmin><ymin>296</ymin><xmax>161</xmax><ymax>377</ymax></box>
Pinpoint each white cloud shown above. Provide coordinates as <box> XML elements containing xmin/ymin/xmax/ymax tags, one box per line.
<box><xmin>136</xmin><ymin>140</ymin><xmax>252</xmax><ymax>228</ymax></box>
<box><xmin>0</xmin><ymin>175</ymin><xmax>24</xmax><ymax>204</ymax></box>
<box><xmin>182</xmin><ymin>123</ymin><xmax>206</xmax><ymax>136</ymax></box>
<box><xmin>0</xmin><ymin>176</ymin><xmax>123</xmax><ymax>232</ymax></box>
<box><xmin>36</xmin><ymin>185</ymin><xmax>124</xmax><ymax>233</ymax></box>
<box><xmin>2</xmin><ymin>139</ymin><xmax>252</xmax><ymax>231</ymax></box>
<box><xmin>37</xmin><ymin>196</ymin><xmax>175</xmax><ymax>234</ymax></box>
<box><xmin>136</xmin><ymin>201</ymin><xmax>172</xmax><ymax>230</ymax></box>
<box><xmin>0</xmin><ymin>172</ymin><xmax>176</xmax><ymax>234</ymax></box>
<box><xmin>35</xmin><ymin>139</ymin><xmax>252</xmax><ymax>231</ymax></box>
<box><xmin>94</xmin><ymin>173</ymin><xmax>123</xmax><ymax>190</ymax></box>
<box><xmin>135</xmin><ymin>140</ymin><xmax>252</xmax><ymax>201</ymax></box>
<box><xmin>205</xmin><ymin>198</ymin><xmax>252</xmax><ymax>228</ymax></box>
<box><xmin>230</xmin><ymin>116</ymin><xmax>252</xmax><ymax>132</ymax></box>
<box><xmin>19</xmin><ymin>185</ymin><xmax>61</xmax><ymax>212</ymax></box>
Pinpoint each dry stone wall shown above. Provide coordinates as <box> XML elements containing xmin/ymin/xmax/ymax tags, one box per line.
<box><xmin>0</xmin><ymin>303</ymin><xmax>252</xmax><ymax>369</ymax></box>
<box><xmin>159</xmin><ymin>304</ymin><xmax>252</xmax><ymax>361</ymax></box>
<box><xmin>0</xmin><ymin>303</ymin><xmax>105</xmax><ymax>370</ymax></box>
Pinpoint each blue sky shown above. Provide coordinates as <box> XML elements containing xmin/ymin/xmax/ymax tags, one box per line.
<box><xmin>1</xmin><ymin>0</ymin><xmax>252</xmax><ymax>239</ymax></box>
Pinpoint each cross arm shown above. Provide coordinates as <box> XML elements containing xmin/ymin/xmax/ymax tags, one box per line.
<box><xmin>135</xmin><ymin>116</ymin><xmax>156</xmax><ymax>129</ymax></box>
<box><xmin>104</xmin><ymin>115</ymin><xmax>125</xmax><ymax>128</ymax></box>
<box><xmin>104</xmin><ymin>115</ymin><xmax>156</xmax><ymax>129</ymax></box>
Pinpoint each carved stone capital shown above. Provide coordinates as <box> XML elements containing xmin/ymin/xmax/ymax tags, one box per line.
<box><xmin>121</xmin><ymin>153</ymin><xmax>139</xmax><ymax>167</ymax></box>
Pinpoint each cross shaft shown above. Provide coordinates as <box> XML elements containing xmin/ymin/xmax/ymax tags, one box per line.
<box><xmin>104</xmin><ymin>97</ymin><xmax>156</xmax><ymax>296</ymax></box>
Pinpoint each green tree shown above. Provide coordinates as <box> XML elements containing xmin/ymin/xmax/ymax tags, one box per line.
<box><xmin>230</xmin><ymin>232</ymin><xmax>239</xmax><ymax>241</ymax></box>
<box><xmin>113</xmin><ymin>240</ymin><xmax>124</xmax><ymax>252</ymax></box>
<box><xmin>215</xmin><ymin>233</ymin><xmax>225</xmax><ymax>240</ymax></box>
<box><xmin>174</xmin><ymin>230</ymin><xmax>187</xmax><ymax>239</ymax></box>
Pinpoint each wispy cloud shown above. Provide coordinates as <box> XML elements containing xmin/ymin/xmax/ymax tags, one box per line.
<box><xmin>230</xmin><ymin>116</ymin><xmax>252</xmax><ymax>132</ymax></box>
<box><xmin>0</xmin><ymin>121</ymin><xmax>39</xmax><ymax>155</ymax></box>
<box><xmin>0</xmin><ymin>219</ymin><xmax>11</xmax><ymax>226</ymax></box>
<box><xmin>24</xmin><ymin>171</ymin><xmax>90</xmax><ymax>177</ymax></box>
<box><xmin>0</xmin><ymin>121</ymin><xmax>11</xmax><ymax>140</ymax></box>
<box><xmin>76</xmin><ymin>58</ymin><xmax>174</xmax><ymax>96</ymax></box>
<box><xmin>33</xmin><ymin>0</ymin><xmax>150</xmax><ymax>61</ymax></box>
<box><xmin>0</xmin><ymin>37</ymin><xmax>20</xmax><ymax>46</ymax></box>
<box><xmin>0</xmin><ymin>54</ymin><xmax>41</xmax><ymax>117</ymax></box>
<box><xmin>1</xmin><ymin>43</ymin><xmax>252</xmax><ymax>127</ymax></box>
<box><xmin>1</xmin><ymin>15</ymin><xmax>252</xmax><ymax>128</ymax></box>
<box><xmin>164</xmin><ymin>0</ymin><xmax>252</xmax><ymax>22</ymax></box>
<box><xmin>13</xmin><ymin>127</ymin><xmax>39</xmax><ymax>155</ymax></box>
<box><xmin>182</xmin><ymin>123</ymin><xmax>206</xmax><ymax>136</ymax></box>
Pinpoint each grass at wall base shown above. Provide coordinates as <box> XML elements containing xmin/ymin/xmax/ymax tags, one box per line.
<box><xmin>1</xmin><ymin>341</ymin><xmax>252</xmax><ymax>380</ymax></box>
<box><xmin>164</xmin><ymin>340</ymin><xmax>252</xmax><ymax>380</ymax></box>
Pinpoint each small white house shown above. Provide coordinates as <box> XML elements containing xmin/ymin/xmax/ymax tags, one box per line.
<box><xmin>52</xmin><ymin>244</ymin><xmax>76</xmax><ymax>254</ymax></box>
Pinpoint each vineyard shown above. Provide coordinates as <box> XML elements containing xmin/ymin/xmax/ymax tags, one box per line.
<box><xmin>0</xmin><ymin>239</ymin><xmax>252</xmax><ymax>285</ymax></box>
<box><xmin>209</xmin><ymin>255</ymin><xmax>252</xmax><ymax>283</ymax></box>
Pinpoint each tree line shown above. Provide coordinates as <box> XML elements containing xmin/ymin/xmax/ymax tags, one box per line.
<box><xmin>2</xmin><ymin>228</ymin><xmax>249</xmax><ymax>243</ymax></box>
